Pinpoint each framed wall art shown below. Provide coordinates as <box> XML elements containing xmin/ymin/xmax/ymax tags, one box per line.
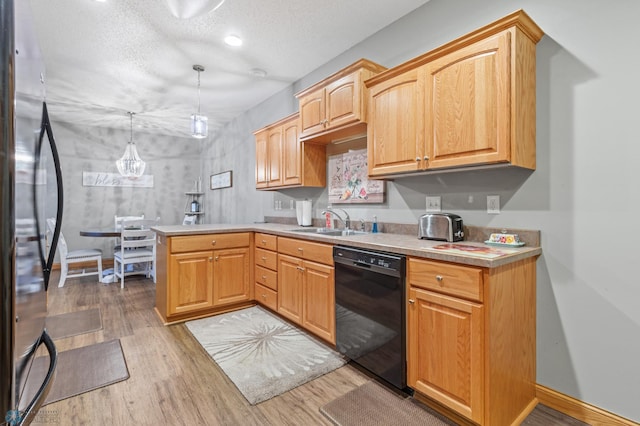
<box><xmin>210</xmin><ymin>170</ymin><xmax>232</xmax><ymax>190</ymax></box>
<box><xmin>328</xmin><ymin>149</ymin><xmax>385</xmax><ymax>204</ymax></box>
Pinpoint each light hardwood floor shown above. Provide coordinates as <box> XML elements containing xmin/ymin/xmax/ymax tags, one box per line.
<box><xmin>32</xmin><ymin>273</ymin><xmax>586</xmax><ymax>426</ymax></box>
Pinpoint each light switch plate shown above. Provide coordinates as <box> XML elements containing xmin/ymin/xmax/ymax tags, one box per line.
<box><xmin>487</xmin><ymin>195</ymin><xmax>500</xmax><ymax>214</ymax></box>
<box><xmin>426</xmin><ymin>196</ymin><xmax>441</xmax><ymax>212</ymax></box>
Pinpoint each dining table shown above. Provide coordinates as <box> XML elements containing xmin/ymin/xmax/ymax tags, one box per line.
<box><xmin>79</xmin><ymin>227</ymin><xmax>121</xmax><ymax>283</ymax></box>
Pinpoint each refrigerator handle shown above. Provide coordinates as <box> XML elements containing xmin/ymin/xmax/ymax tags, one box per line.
<box><xmin>34</xmin><ymin>102</ymin><xmax>64</xmax><ymax>291</ymax></box>
<box><xmin>17</xmin><ymin>331</ymin><xmax>57</xmax><ymax>426</ymax></box>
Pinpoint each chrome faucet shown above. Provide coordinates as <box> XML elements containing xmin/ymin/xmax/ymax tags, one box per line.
<box><xmin>321</xmin><ymin>208</ymin><xmax>350</xmax><ymax>230</ymax></box>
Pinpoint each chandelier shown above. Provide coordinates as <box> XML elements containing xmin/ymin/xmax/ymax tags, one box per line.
<box><xmin>191</xmin><ymin>64</ymin><xmax>208</xmax><ymax>139</ymax></box>
<box><xmin>116</xmin><ymin>112</ymin><xmax>146</xmax><ymax>178</ymax></box>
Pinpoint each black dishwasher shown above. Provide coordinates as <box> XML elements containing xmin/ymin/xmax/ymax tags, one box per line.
<box><xmin>333</xmin><ymin>245</ymin><xmax>406</xmax><ymax>390</ymax></box>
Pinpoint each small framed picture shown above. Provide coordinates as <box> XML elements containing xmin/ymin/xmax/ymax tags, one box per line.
<box><xmin>210</xmin><ymin>170</ymin><xmax>232</xmax><ymax>190</ymax></box>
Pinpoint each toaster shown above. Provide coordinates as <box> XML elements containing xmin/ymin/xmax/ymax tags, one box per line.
<box><xmin>418</xmin><ymin>213</ymin><xmax>464</xmax><ymax>242</ymax></box>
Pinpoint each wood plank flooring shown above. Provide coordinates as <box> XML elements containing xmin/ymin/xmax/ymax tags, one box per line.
<box><xmin>32</xmin><ymin>273</ymin><xmax>587</xmax><ymax>425</ymax></box>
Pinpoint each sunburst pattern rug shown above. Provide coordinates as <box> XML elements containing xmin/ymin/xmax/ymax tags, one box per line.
<box><xmin>185</xmin><ymin>306</ymin><xmax>347</xmax><ymax>405</ymax></box>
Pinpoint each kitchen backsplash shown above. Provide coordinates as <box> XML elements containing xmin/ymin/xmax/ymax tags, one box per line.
<box><xmin>263</xmin><ymin>216</ymin><xmax>540</xmax><ymax>247</ymax></box>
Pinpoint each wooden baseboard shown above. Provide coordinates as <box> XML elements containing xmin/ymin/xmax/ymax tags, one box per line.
<box><xmin>51</xmin><ymin>259</ymin><xmax>114</xmax><ymax>271</ymax></box>
<box><xmin>536</xmin><ymin>384</ymin><xmax>639</xmax><ymax>426</ymax></box>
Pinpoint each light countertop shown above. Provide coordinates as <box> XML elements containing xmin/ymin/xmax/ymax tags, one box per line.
<box><xmin>152</xmin><ymin>223</ymin><xmax>541</xmax><ymax>268</ymax></box>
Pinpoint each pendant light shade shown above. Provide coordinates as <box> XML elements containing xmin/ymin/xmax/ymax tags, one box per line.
<box><xmin>116</xmin><ymin>112</ymin><xmax>146</xmax><ymax>178</ymax></box>
<box><xmin>191</xmin><ymin>64</ymin><xmax>208</xmax><ymax>139</ymax></box>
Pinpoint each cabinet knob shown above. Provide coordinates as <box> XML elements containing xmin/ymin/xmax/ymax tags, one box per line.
<box><xmin>262</xmin><ymin>275</ymin><xmax>267</xmax><ymax>280</ymax></box>
<box><xmin>208</xmin><ymin>257</ymin><xmax>213</xmax><ymax>262</ymax></box>
<box><xmin>415</xmin><ymin>157</ymin><xmax>421</xmax><ymax>162</ymax></box>
<box><xmin>296</xmin><ymin>266</ymin><xmax>305</xmax><ymax>272</ymax></box>
<box><xmin>297</xmin><ymin>247</ymin><xmax>303</xmax><ymax>252</ymax></box>
<box><xmin>424</xmin><ymin>155</ymin><xmax>429</xmax><ymax>161</ymax></box>
<box><xmin>261</xmin><ymin>240</ymin><xmax>267</xmax><ymax>245</ymax></box>
<box><xmin>211</xmin><ymin>240</ymin><xmax>216</xmax><ymax>245</ymax></box>
<box><xmin>262</xmin><ymin>294</ymin><xmax>267</xmax><ymax>299</ymax></box>
<box><xmin>215</xmin><ymin>256</ymin><xmax>219</xmax><ymax>261</ymax></box>
<box><xmin>261</xmin><ymin>256</ymin><xmax>267</xmax><ymax>261</ymax></box>
<box><xmin>409</xmin><ymin>299</ymin><xmax>415</xmax><ymax>304</ymax></box>
<box><xmin>436</xmin><ymin>275</ymin><xmax>443</xmax><ymax>282</ymax></box>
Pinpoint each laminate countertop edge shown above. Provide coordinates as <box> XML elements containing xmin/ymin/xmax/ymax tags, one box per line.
<box><xmin>152</xmin><ymin>223</ymin><xmax>541</xmax><ymax>268</ymax></box>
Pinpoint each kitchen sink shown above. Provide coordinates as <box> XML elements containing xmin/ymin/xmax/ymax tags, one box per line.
<box><xmin>288</xmin><ymin>227</ymin><xmax>368</xmax><ymax>237</ymax></box>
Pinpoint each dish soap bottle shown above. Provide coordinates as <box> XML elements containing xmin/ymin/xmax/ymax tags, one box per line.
<box><xmin>372</xmin><ymin>215</ymin><xmax>378</xmax><ymax>233</ymax></box>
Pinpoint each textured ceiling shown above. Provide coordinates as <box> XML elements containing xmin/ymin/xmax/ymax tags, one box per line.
<box><xmin>27</xmin><ymin>0</ymin><xmax>430</xmax><ymax>138</ymax></box>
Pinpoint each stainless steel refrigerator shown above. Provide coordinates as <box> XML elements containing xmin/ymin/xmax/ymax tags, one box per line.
<box><xmin>1</xmin><ymin>1</ymin><xmax>63</xmax><ymax>425</ymax></box>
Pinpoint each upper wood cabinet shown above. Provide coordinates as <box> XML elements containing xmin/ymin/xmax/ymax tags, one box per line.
<box><xmin>296</xmin><ymin>59</ymin><xmax>387</xmax><ymax>143</ymax></box>
<box><xmin>254</xmin><ymin>113</ymin><xmax>326</xmax><ymax>190</ymax></box>
<box><xmin>366</xmin><ymin>10</ymin><xmax>543</xmax><ymax>177</ymax></box>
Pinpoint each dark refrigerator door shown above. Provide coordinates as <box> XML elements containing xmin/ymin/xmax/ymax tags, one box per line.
<box><xmin>1</xmin><ymin>1</ymin><xmax>60</xmax><ymax>424</ymax></box>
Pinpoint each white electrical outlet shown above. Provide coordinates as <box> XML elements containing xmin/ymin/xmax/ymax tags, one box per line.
<box><xmin>487</xmin><ymin>195</ymin><xmax>500</xmax><ymax>214</ymax></box>
<box><xmin>426</xmin><ymin>196</ymin><xmax>441</xmax><ymax>212</ymax></box>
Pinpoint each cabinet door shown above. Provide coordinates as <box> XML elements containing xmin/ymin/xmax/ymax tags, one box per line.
<box><xmin>325</xmin><ymin>72</ymin><xmax>359</xmax><ymax>130</ymax></box>
<box><xmin>255</xmin><ymin>129</ymin><xmax>269</xmax><ymax>188</ymax></box>
<box><xmin>425</xmin><ymin>32</ymin><xmax>510</xmax><ymax>170</ymax></box>
<box><xmin>298</xmin><ymin>89</ymin><xmax>326</xmax><ymax>137</ymax></box>
<box><xmin>302</xmin><ymin>260</ymin><xmax>335</xmax><ymax>344</ymax></box>
<box><xmin>277</xmin><ymin>254</ymin><xmax>303</xmax><ymax>325</ymax></box>
<box><xmin>168</xmin><ymin>251</ymin><xmax>214</xmax><ymax>315</ymax></box>
<box><xmin>267</xmin><ymin>126</ymin><xmax>283</xmax><ymax>187</ymax></box>
<box><xmin>213</xmin><ymin>247</ymin><xmax>251</xmax><ymax>306</ymax></box>
<box><xmin>367</xmin><ymin>68</ymin><xmax>425</xmax><ymax>176</ymax></box>
<box><xmin>281</xmin><ymin>118</ymin><xmax>301</xmax><ymax>186</ymax></box>
<box><xmin>407</xmin><ymin>287</ymin><xmax>484</xmax><ymax>423</ymax></box>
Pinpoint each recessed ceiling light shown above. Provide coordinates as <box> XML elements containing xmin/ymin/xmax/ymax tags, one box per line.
<box><xmin>224</xmin><ymin>35</ymin><xmax>243</xmax><ymax>47</ymax></box>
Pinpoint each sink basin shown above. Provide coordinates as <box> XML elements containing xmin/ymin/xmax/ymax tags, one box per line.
<box><xmin>288</xmin><ymin>227</ymin><xmax>368</xmax><ymax>237</ymax></box>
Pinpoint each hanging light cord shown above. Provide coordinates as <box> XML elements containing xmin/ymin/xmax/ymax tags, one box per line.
<box><xmin>129</xmin><ymin>112</ymin><xmax>134</xmax><ymax>142</ymax></box>
<box><xmin>197</xmin><ymin>69</ymin><xmax>202</xmax><ymax>115</ymax></box>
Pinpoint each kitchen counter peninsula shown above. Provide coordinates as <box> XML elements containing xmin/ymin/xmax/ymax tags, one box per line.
<box><xmin>152</xmin><ymin>222</ymin><xmax>540</xmax><ymax>268</ymax></box>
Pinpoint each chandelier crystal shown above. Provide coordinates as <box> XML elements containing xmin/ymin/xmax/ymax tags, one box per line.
<box><xmin>116</xmin><ymin>112</ymin><xmax>146</xmax><ymax>178</ymax></box>
<box><xmin>191</xmin><ymin>64</ymin><xmax>208</xmax><ymax>139</ymax></box>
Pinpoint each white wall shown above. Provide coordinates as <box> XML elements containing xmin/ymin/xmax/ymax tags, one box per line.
<box><xmin>202</xmin><ymin>0</ymin><xmax>640</xmax><ymax>421</ymax></box>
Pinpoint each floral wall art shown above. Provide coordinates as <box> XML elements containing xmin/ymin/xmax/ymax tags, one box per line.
<box><xmin>328</xmin><ymin>149</ymin><xmax>384</xmax><ymax>204</ymax></box>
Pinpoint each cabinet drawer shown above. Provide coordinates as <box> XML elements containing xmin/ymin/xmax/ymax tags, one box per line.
<box><xmin>408</xmin><ymin>258</ymin><xmax>483</xmax><ymax>302</ymax></box>
<box><xmin>255</xmin><ymin>247</ymin><xmax>277</xmax><ymax>271</ymax></box>
<box><xmin>255</xmin><ymin>265</ymin><xmax>277</xmax><ymax>291</ymax></box>
<box><xmin>255</xmin><ymin>282</ymin><xmax>278</xmax><ymax>311</ymax></box>
<box><xmin>171</xmin><ymin>233</ymin><xmax>250</xmax><ymax>253</ymax></box>
<box><xmin>278</xmin><ymin>237</ymin><xmax>333</xmax><ymax>265</ymax></box>
<box><xmin>255</xmin><ymin>233</ymin><xmax>277</xmax><ymax>251</ymax></box>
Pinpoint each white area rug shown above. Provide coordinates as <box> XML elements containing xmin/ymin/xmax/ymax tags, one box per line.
<box><xmin>185</xmin><ymin>306</ymin><xmax>347</xmax><ymax>405</ymax></box>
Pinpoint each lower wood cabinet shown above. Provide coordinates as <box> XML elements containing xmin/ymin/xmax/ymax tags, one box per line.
<box><xmin>407</xmin><ymin>256</ymin><xmax>537</xmax><ymax>426</ymax></box>
<box><xmin>277</xmin><ymin>237</ymin><xmax>335</xmax><ymax>344</ymax></box>
<box><xmin>155</xmin><ymin>232</ymin><xmax>253</xmax><ymax>323</ymax></box>
<box><xmin>254</xmin><ymin>233</ymin><xmax>278</xmax><ymax>311</ymax></box>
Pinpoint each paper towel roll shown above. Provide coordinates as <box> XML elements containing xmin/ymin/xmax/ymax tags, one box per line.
<box><xmin>296</xmin><ymin>200</ymin><xmax>312</xmax><ymax>226</ymax></box>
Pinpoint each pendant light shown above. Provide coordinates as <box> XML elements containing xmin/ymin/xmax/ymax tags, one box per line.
<box><xmin>191</xmin><ymin>64</ymin><xmax>208</xmax><ymax>139</ymax></box>
<box><xmin>116</xmin><ymin>112</ymin><xmax>146</xmax><ymax>178</ymax></box>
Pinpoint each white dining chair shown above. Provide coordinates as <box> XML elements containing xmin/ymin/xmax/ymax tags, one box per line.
<box><xmin>114</xmin><ymin>214</ymin><xmax>145</xmax><ymax>251</ymax></box>
<box><xmin>113</xmin><ymin>218</ymin><xmax>157</xmax><ymax>289</ymax></box>
<box><xmin>46</xmin><ymin>218</ymin><xmax>103</xmax><ymax>288</ymax></box>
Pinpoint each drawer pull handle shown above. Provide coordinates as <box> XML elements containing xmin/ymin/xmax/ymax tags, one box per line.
<box><xmin>436</xmin><ymin>275</ymin><xmax>443</xmax><ymax>282</ymax></box>
<box><xmin>262</xmin><ymin>275</ymin><xmax>267</xmax><ymax>280</ymax></box>
<box><xmin>261</xmin><ymin>240</ymin><xmax>267</xmax><ymax>244</ymax></box>
<box><xmin>262</xmin><ymin>294</ymin><xmax>267</xmax><ymax>299</ymax></box>
<box><xmin>297</xmin><ymin>248</ymin><xmax>303</xmax><ymax>252</ymax></box>
<box><xmin>296</xmin><ymin>266</ymin><xmax>305</xmax><ymax>272</ymax></box>
<box><xmin>262</xmin><ymin>256</ymin><xmax>267</xmax><ymax>261</ymax></box>
<box><xmin>408</xmin><ymin>299</ymin><xmax>415</xmax><ymax>304</ymax></box>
